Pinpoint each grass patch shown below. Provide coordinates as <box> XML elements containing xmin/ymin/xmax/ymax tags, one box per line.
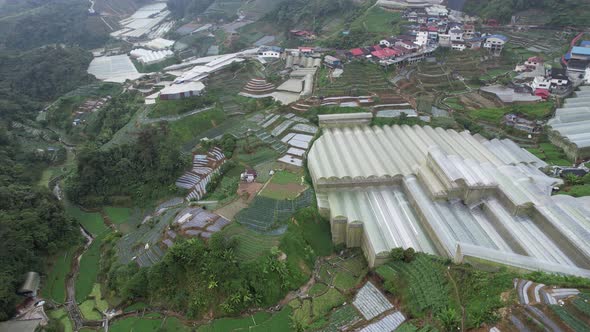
<box><xmin>168</xmin><ymin>108</ymin><xmax>227</xmax><ymax>146</ymax></box>
<box><xmin>148</xmin><ymin>94</ymin><xmax>217</xmax><ymax>118</ymax></box>
<box><xmin>109</xmin><ymin>317</ymin><xmax>165</xmax><ymax>332</ymax></box>
<box><xmin>309</xmin><ymin>283</ymin><xmax>328</xmax><ymax>296</ymax></box>
<box><xmin>333</xmin><ymin>271</ymin><xmax>358</xmax><ymax>291</ymax></box>
<box><xmin>469</xmin><ymin>107</ymin><xmax>507</xmax><ymax>123</ymax></box>
<box><xmin>104</xmin><ymin>207</ymin><xmax>131</xmax><ymax>224</ymax></box>
<box><xmin>66</xmin><ymin>205</ymin><xmax>107</xmax><ymax>236</ymax></box>
<box><xmin>48</xmin><ymin>308</ymin><xmax>73</xmax><ymax>332</ymax></box>
<box><xmin>312</xmin><ymin>288</ymin><xmax>346</xmax><ymax>321</ymax></box>
<box><xmin>527</xmin><ymin>142</ymin><xmax>572</xmax><ymax>166</ymax></box>
<box><xmin>80</xmin><ymin>299</ymin><xmax>102</xmax><ymax>320</ymax></box>
<box><xmin>76</xmin><ymin>233</ymin><xmax>109</xmax><ymax>302</ymax></box>
<box><xmin>220</xmin><ymin>223</ymin><xmax>283</xmax><ymax>261</ymax></box>
<box><xmin>469</xmin><ymin>102</ymin><xmax>553</xmax><ymax>124</ymax></box>
<box><xmin>43</xmin><ymin>248</ymin><xmax>75</xmax><ymax>302</ymax></box>
<box><xmin>320</xmin><ymin>305</ymin><xmax>362</xmax><ymax>332</ymax></box>
<box><xmin>292</xmin><ymin>208</ymin><xmax>333</xmax><ymax>257</ymax></box>
<box><xmin>561</xmin><ymin>184</ymin><xmax>590</xmax><ymax>197</ymax></box>
<box><xmin>270</xmin><ymin>171</ymin><xmax>302</xmax><ymax>185</ymax></box>
<box><xmin>351</xmin><ymin>7</ymin><xmax>402</xmax><ymax>34</ymax></box>
<box><xmin>90</xmin><ymin>283</ymin><xmax>108</xmax><ymax>312</ymax></box>
<box><xmin>123</xmin><ymin>302</ymin><xmax>149</xmax><ymax>313</ymax></box>
<box><xmin>197</xmin><ymin>311</ymin><xmax>273</xmax><ymax>332</ymax></box>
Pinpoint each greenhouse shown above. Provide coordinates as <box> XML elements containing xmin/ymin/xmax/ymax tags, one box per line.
<box><xmin>308</xmin><ymin>124</ymin><xmax>590</xmax><ymax>277</ymax></box>
<box><xmin>547</xmin><ymin>87</ymin><xmax>590</xmax><ymax>160</ymax></box>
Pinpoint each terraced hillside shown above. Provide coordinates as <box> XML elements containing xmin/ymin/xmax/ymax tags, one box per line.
<box><xmin>316</xmin><ymin>62</ymin><xmax>392</xmax><ymax>97</ymax></box>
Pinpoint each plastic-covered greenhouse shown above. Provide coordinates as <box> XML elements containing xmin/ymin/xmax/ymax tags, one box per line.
<box><xmin>547</xmin><ymin>86</ymin><xmax>590</xmax><ymax>160</ymax></box>
<box><xmin>308</xmin><ymin>124</ymin><xmax>590</xmax><ymax>277</ymax></box>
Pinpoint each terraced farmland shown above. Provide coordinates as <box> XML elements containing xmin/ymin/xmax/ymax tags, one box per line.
<box><xmin>220</xmin><ymin>223</ymin><xmax>282</xmax><ymax>261</ymax></box>
<box><xmin>235</xmin><ymin>189</ymin><xmax>313</xmax><ymax>231</ymax></box>
<box><xmin>316</xmin><ymin>62</ymin><xmax>392</xmax><ymax>97</ymax></box>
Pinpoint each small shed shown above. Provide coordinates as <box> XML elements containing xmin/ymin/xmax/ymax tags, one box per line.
<box><xmin>18</xmin><ymin>272</ymin><xmax>40</xmax><ymax>297</ymax></box>
<box><xmin>324</xmin><ymin>55</ymin><xmax>342</xmax><ymax>68</ymax></box>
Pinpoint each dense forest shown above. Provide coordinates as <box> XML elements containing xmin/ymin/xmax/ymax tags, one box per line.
<box><xmin>0</xmin><ymin>0</ymin><xmax>109</xmax><ymax>50</ymax></box>
<box><xmin>103</xmin><ymin>208</ymin><xmax>328</xmax><ymax>318</ymax></box>
<box><xmin>264</xmin><ymin>0</ymin><xmax>356</xmax><ymax>34</ymax></box>
<box><xmin>65</xmin><ymin>125</ymin><xmax>189</xmax><ymax>206</ymax></box>
<box><xmin>463</xmin><ymin>0</ymin><xmax>590</xmax><ymax>26</ymax></box>
<box><xmin>166</xmin><ymin>0</ymin><xmax>216</xmax><ymax>19</ymax></box>
<box><xmin>0</xmin><ymin>46</ymin><xmax>94</xmax><ymax>121</ymax></box>
<box><xmin>0</xmin><ymin>129</ymin><xmax>80</xmax><ymax>320</ymax></box>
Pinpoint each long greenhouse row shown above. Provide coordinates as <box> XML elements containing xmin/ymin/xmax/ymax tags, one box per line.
<box><xmin>309</xmin><ymin>124</ymin><xmax>590</xmax><ymax>276</ymax></box>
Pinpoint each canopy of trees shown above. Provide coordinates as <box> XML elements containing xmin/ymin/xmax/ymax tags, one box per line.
<box><xmin>464</xmin><ymin>0</ymin><xmax>590</xmax><ymax>26</ymax></box>
<box><xmin>65</xmin><ymin>125</ymin><xmax>189</xmax><ymax>206</ymax></box>
<box><xmin>167</xmin><ymin>0</ymin><xmax>216</xmax><ymax>19</ymax></box>
<box><xmin>104</xmin><ymin>207</ymin><xmax>328</xmax><ymax>318</ymax></box>
<box><xmin>0</xmin><ymin>46</ymin><xmax>93</xmax><ymax>121</ymax></box>
<box><xmin>0</xmin><ymin>0</ymin><xmax>110</xmax><ymax>50</ymax></box>
<box><xmin>0</xmin><ymin>130</ymin><xmax>80</xmax><ymax>320</ymax></box>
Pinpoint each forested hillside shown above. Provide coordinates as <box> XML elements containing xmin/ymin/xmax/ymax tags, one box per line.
<box><xmin>0</xmin><ymin>46</ymin><xmax>93</xmax><ymax>121</ymax></box>
<box><xmin>0</xmin><ymin>129</ymin><xmax>80</xmax><ymax>320</ymax></box>
<box><xmin>65</xmin><ymin>125</ymin><xmax>189</xmax><ymax>206</ymax></box>
<box><xmin>0</xmin><ymin>0</ymin><xmax>109</xmax><ymax>50</ymax></box>
<box><xmin>463</xmin><ymin>0</ymin><xmax>590</xmax><ymax>26</ymax></box>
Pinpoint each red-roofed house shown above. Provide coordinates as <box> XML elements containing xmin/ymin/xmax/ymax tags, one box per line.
<box><xmin>525</xmin><ymin>56</ymin><xmax>544</xmax><ymax>69</ymax></box>
<box><xmin>349</xmin><ymin>48</ymin><xmax>364</xmax><ymax>57</ymax></box>
<box><xmin>534</xmin><ymin>88</ymin><xmax>550</xmax><ymax>100</ymax></box>
<box><xmin>298</xmin><ymin>46</ymin><xmax>314</xmax><ymax>53</ymax></box>
<box><xmin>371</xmin><ymin>48</ymin><xmax>401</xmax><ymax>59</ymax></box>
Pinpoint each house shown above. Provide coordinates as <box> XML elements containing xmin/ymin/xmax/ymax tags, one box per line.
<box><xmin>463</xmin><ymin>24</ymin><xmax>475</xmax><ymax>38</ymax></box>
<box><xmin>240</xmin><ymin>169</ymin><xmax>257</xmax><ymax>182</ymax></box>
<box><xmin>535</xmin><ymin>88</ymin><xmax>550</xmax><ymax>100</ymax></box>
<box><xmin>570</xmin><ymin>46</ymin><xmax>590</xmax><ymax>61</ymax></box>
<box><xmin>525</xmin><ymin>56</ymin><xmax>544</xmax><ymax>69</ymax></box>
<box><xmin>464</xmin><ymin>37</ymin><xmax>483</xmax><ymax>49</ymax></box>
<box><xmin>291</xmin><ymin>30</ymin><xmax>316</xmax><ymax>40</ymax></box>
<box><xmin>371</xmin><ymin>48</ymin><xmax>401</xmax><ymax>60</ymax></box>
<box><xmin>449</xmin><ymin>26</ymin><xmax>463</xmax><ymax>42</ymax></box>
<box><xmin>17</xmin><ymin>272</ymin><xmax>40</xmax><ymax>297</ymax></box>
<box><xmin>159</xmin><ymin>81</ymin><xmax>205</xmax><ymax>100</ymax></box>
<box><xmin>504</xmin><ymin>113</ymin><xmax>540</xmax><ymax>133</ymax></box>
<box><xmin>415</xmin><ymin>31</ymin><xmax>429</xmax><ymax>47</ymax></box>
<box><xmin>298</xmin><ymin>46</ymin><xmax>315</xmax><ymax>54</ymax></box>
<box><xmin>531</xmin><ymin>76</ymin><xmax>551</xmax><ymax>91</ymax></box>
<box><xmin>451</xmin><ymin>41</ymin><xmax>466</xmax><ymax>51</ymax></box>
<box><xmin>395</xmin><ymin>40</ymin><xmax>418</xmax><ymax>51</ymax></box>
<box><xmin>349</xmin><ymin>48</ymin><xmax>365</xmax><ymax>57</ymax></box>
<box><xmin>379</xmin><ymin>38</ymin><xmax>397</xmax><ymax>48</ymax></box>
<box><xmin>550</xmin><ymin>68</ymin><xmax>570</xmax><ymax>88</ymax></box>
<box><xmin>483</xmin><ymin>34</ymin><xmax>508</xmax><ymax>55</ymax></box>
<box><xmin>324</xmin><ymin>55</ymin><xmax>342</xmax><ymax>68</ymax></box>
<box><xmin>438</xmin><ymin>34</ymin><xmax>451</xmax><ymax>46</ymax></box>
<box><xmin>258</xmin><ymin>46</ymin><xmax>282</xmax><ymax>58</ymax></box>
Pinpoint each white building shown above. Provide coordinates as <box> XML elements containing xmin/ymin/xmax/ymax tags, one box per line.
<box><xmin>451</xmin><ymin>42</ymin><xmax>466</xmax><ymax>51</ymax></box>
<box><xmin>415</xmin><ymin>31</ymin><xmax>429</xmax><ymax>47</ymax></box>
<box><xmin>531</xmin><ymin>76</ymin><xmax>551</xmax><ymax>91</ymax></box>
<box><xmin>438</xmin><ymin>34</ymin><xmax>451</xmax><ymax>47</ymax></box>
<box><xmin>159</xmin><ymin>81</ymin><xmax>205</xmax><ymax>100</ymax></box>
<box><xmin>449</xmin><ymin>27</ymin><xmax>463</xmax><ymax>42</ymax></box>
<box><xmin>483</xmin><ymin>34</ymin><xmax>508</xmax><ymax>55</ymax></box>
<box><xmin>129</xmin><ymin>48</ymin><xmax>174</xmax><ymax>65</ymax></box>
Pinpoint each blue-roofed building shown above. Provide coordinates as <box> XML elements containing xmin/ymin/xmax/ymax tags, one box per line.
<box><xmin>571</xmin><ymin>46</ymin><xmax>590</xmax><ymax>60</ymax></box>
<box><xmin>483</xmin><ymin>34</ymin><xmax>508</xmax><ymax>55</ymax></box>
<box><xmin>580</xmin><ymin>40</ymin><xmax>590</xmax><ymax>47</ymax></box>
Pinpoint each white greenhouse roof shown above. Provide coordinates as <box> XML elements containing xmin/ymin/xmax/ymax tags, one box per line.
<box><xmin>87</xmin><ymin>55</ymin><xmax>144</xmax><ymax>83</ymax></box>
<box><xmin>308</xmin><ymin>124</ymin><xmax>590</xmax><ymax>277</ymax></box>
<box><xmin>548</xmin><ymin>91</ymin><xmax>590</xmax><ymax>148</ymax></box>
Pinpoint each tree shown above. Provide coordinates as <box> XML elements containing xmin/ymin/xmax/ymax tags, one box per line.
<box><xmin>403</xmin><ymin>248</ymin><xmax>416</xmax><ymax>263</ymax></box>
<box><xmin>390</xmin><ymin>247</ymin><xmax>404</xmax><ymax>261</ymax></box>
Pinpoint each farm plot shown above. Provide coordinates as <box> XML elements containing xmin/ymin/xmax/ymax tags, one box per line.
<box><xmin>104</xmin><ymin>206</ymin><xmax>132</xmax><ymax>224</ymax></box>
<box><xmin>235</xmin><ymin>189</ymin><xmax>313</xmax><ymax>231</ymax></box>
<box><xmin>527</xmin><ymin>142</ymin><xmax>571</xmax><ymax>166</ymax></box>
<box><xmin>43</xmin><ymin>248</ymin><xmax>76</xmax><ymax>302</ymax></box>
<box><xmin>66</xmin><ymin>204</ymin><xmax>108</xmax><ymax>236</ymax></box>
<box><xmin>116</xmin><ymin>207</ymin><xmax>182</xmax><ymax>266</ymax></box>
<box><xmin>110</xmin><ymin>316</ymin><xmax>191</xmax><ymax>332</ymax></box>
<box><xmin>220</xmin><ymin>223</ymin><xmax>282</xmax><ymax>261</ymax></box>
<box><xmin>260</xmin><ymin>171</ymin><xmax>306</xmax><ymax>200</ymax></box>
<box><xmin>48</xmin><ymin>309</ymin><xmax>73</xmax><ymax>332</ymax></box>
<box><xmin>76</xmin><ymin>232</ymin><xmax>110</xmax><ymax>302</ymax></box>
<box><xmin>316</xmin><ymin>62</ymin><xmax>392</xmax><ymax>97</ymax></box>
